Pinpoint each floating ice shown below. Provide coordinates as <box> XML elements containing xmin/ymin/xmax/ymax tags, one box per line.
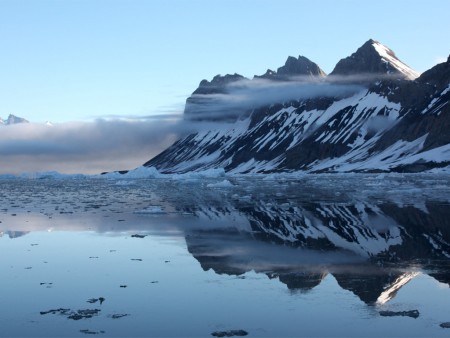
<box><xmin>18</xmin><ymin>171</ymin><xmax>87</xmax><ymax>180</ymax></box>
<box><xmin>103</xmin><ymin>166</ymin><xmax>162</xmax><ymax>179</ymax></box>
<box><xmin>206</xmin><ymin>179</ymin><xmax>234</xmax><ymax>188</ymax></box>
<box><xmin>134</xmin><ymin>206</ymin><xmax>166</xmax><ymax>214</ymax></box>
<box><xmin>169</xmin><ymin>168</ymin><xmax>226</xmax><ymax>180</ymax></box>
<box><xmin>0</xmin><ymin>174</ymin><xmax>18</xmax><ymax>180</ymax></box>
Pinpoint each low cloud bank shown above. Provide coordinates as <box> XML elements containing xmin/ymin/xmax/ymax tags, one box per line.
<box><xmin>185</xmin><ymin>77</ymin><xmax>364</xmax><ymax>121</ymax></box>
<box><xmin>0</xmin><ymin>118</ymin><xmax>187</xmax><ymax>174</ymax></box>
<box><xmin>1</xmin><ymin>76</ymin><xmax>374</xmax><ymax>175</ymax></box>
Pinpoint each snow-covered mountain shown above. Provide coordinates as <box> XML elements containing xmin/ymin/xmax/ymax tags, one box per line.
<box><xmin>0</xmin><ymin>114</ymin><xmax>29</xmax><ymax>125</ymax></box>
<box><xmin>330</xmin><ymin>39</ymin><xmax>419</xmax><ymax>80</ymax></box>
<box><xmin>145</xmin><ymin>39</ymin><xmax>450</xmax><ymax>173</ymax></box>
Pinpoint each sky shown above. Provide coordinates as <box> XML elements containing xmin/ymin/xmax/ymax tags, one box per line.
<box><xmin>0</xmin><ymin>0</ymin><xmax>449</xmax><ymax>174</ymax></box>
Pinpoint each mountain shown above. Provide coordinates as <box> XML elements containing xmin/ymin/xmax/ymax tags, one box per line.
<box><xmin>256</xmin><ymin>55</ymin><xmax>326</xmax><ymax>80</ymax></box>
<box><xmin>0</xmin><ymin>114</ymin><xmax>29</xmax><ymax>125</ymax></box>
<box><xmin>144</xmin><ymin>39</ymin><xmax>450</xmax><ymax>173</ymax></box>
<box><xmin>184</xmin><ymin>56</ymin><xmax>326</xmax><ymax>122</ymax></box>
<box><xmin>330</xmin><ymin>39</ymin><xmax>419</xmax><ymax>80</ymax></box>
<box><xmin>184</xmin><ymin>73</ymin><xmax>247</xmax><ymax>122</ymax></box>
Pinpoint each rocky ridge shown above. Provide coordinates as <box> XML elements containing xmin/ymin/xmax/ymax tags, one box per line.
<box><xmin>145</xmin><ymin>39</ymin><xmax>450</xmax><ymax>173</ymax></box>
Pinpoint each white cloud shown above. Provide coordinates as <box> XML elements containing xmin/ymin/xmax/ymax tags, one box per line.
<box><xmin>185</xmin><ymin>77</ymin><xmax>364</xmax><ymax>121</ymax></box>
<box><xmin>0</xmin><ymin>76</ymin><xmax>370</xmax><ymax>175</ymax></box>
<box><xmin>0</xmin><ymin>119</ymin><xmax>183</xmax><ymax>174</ymax></box>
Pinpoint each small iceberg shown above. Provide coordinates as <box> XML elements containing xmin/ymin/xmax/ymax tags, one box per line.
<box><xmin>134</xmin><ymin>206</ymin><xmax>166</xmax><ymax>215</ymax></box>
<box><xmin>207</xmin><ymin>179</ymin><xmax>234</xmax><ymax>188</ymax></box>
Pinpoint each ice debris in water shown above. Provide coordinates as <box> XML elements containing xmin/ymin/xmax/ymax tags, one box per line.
<box><xmin>134</xmin><ymin>206</ymin><xmax>166</xmax><ymax>214</ymax></box>
<box><xmin>103</xmin><ymin>166</ymin><xmax>162</xmax><ymax>179</ymax></box>
<box><xmin>103</xmin><ymin>166</ymin><xmax>226</xmax><ymax>180</ymax></box>
<box><xmin>207</xmin><ymin>179</ymin><xmax>234</xmax><ymax>188</ymax></box>
<box><xmin>18</xmin><ymin>171</ymin><xmax>87</xmax><ymax>180</ymax></box>
<box><xmin>4</xmin><ymin>166</ymin><xmax>450</xmax><ymax>182</ymax></box>
<box><xmin>169</xmin><ymin>168</ymin><xmax>226</xmax><ymax>180</ymax></box>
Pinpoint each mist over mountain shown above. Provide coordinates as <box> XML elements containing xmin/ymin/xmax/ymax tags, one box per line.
<box><xmin>0</xmin><ymin>114</ymin><xmax>29</xmax><ymax>126</ymax></box>
<box><xmin>145</xmin><ymin>39</ymin><xmax>450</xmax><ymax>174</ymax></box>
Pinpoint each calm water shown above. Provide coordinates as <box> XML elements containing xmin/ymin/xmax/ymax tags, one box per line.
<box><xmin>1</xmin><ymin>174</ymin><xmax>450</xmax><ymax>337</ymax></box>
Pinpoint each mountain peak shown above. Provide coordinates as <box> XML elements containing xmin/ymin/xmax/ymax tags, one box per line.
<box><xmin>193</xmin><ymin>73</ymin><xmax>246</xmax><ymax>95</ymax></box>
<box><xmin>330</xmin><ymin>39</ymin><xmax>419</xmax><ymax>80</ymax></box>
<box><xmin>0</xmin><ymin>114</ymin><xmax>29</xmax><ymax>125</ymax></box>
<box><xmin>255</xmin><ymin>55</ymin><xmax>326</xmax><ymax>80</ymax></box>
<box><xmin>277</xmin><ymin>55</ymin><xmax>327</xmax><ymax>77</ymax></box>
<box><xmin>146</xmin><ymin>39</ymin><xmax>450</xmax><ymax>175</ymax></box>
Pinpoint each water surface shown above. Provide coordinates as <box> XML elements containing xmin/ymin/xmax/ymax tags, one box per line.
<box><xmin>1</xmin><ymin>174</ymin><xmax>450</xmax><ymax>337</ymax></box>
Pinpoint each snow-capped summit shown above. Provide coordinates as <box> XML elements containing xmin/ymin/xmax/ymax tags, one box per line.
<box><xmin>330</xmin><ymin>39</ymin><xmax>419</xmax><ymax>80</ymax></box>
<box><xmin>144</xmin><ymin>39</ymin><xmax>449</xmax><ymax>174</ymax></box>
<box><xmin>0</xmin><ymin>114</ymin><xmax>29</xmax><ymax>125</ymax></box>
<box><xmin>370</xmin><ymin>40</ymin><xmax>420</xmax><ymax>79</ymax></box>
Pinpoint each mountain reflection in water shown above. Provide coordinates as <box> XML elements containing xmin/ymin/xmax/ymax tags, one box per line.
<box><xmin>184</xmin><ymin>199</ymin><xmax>450</xmax><ymax>305</ymax></box>
<box><xmin>1</xmin><ymin>174</ymin><xmax>450</xmax><ymax>336</ymax></box>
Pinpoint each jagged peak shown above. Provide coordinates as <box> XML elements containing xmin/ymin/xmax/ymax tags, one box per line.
<box><xmin>255</xmin><ymin>55</ymin><xmax>326</xmax><ymax>80</ymax></box>
<box><xmin>210</xmin><ymin>73</ymin><xmax>245</xmax><ymax>83</ymax></box>
<box><xmin>331</xmin><ymin>39</ymin><xmax>419</xmax><ymax>80</ymax></box>
<box><xmin>278</xmin><ymin>55</ymin><xmax>326</xmax><ymax>76</ymax></box>
<box><xmin>193</xmin><ymin>73</ymin><xmax>246</xmax><ymax>95</ymax></box>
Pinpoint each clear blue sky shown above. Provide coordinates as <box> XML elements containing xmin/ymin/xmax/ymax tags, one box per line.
<box><xmin>0</xmin><ymin>0</ymin><xmax>449</xmax><ymax>123</ymax></box>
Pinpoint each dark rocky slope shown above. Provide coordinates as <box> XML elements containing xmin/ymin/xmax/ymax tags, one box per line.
<box><xmin>145</xmin><ymin>40</ymin><xmax>449</xmax><ymax>173</ymax></box>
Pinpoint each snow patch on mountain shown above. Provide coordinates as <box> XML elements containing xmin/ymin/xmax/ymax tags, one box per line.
<box><xmin>143</xmin><ymin>39</ymin><xmax>449</xmax><ymax>174</ymax></box>
<box><xmin>371</xmin><ymin>41</ymin><xmax>420</xmax><ymax>80</ymax></box>
<box><xmin>311</xmin><ymin>135</ymin><xmax>428</xmax><ymax>172</ymax></box>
